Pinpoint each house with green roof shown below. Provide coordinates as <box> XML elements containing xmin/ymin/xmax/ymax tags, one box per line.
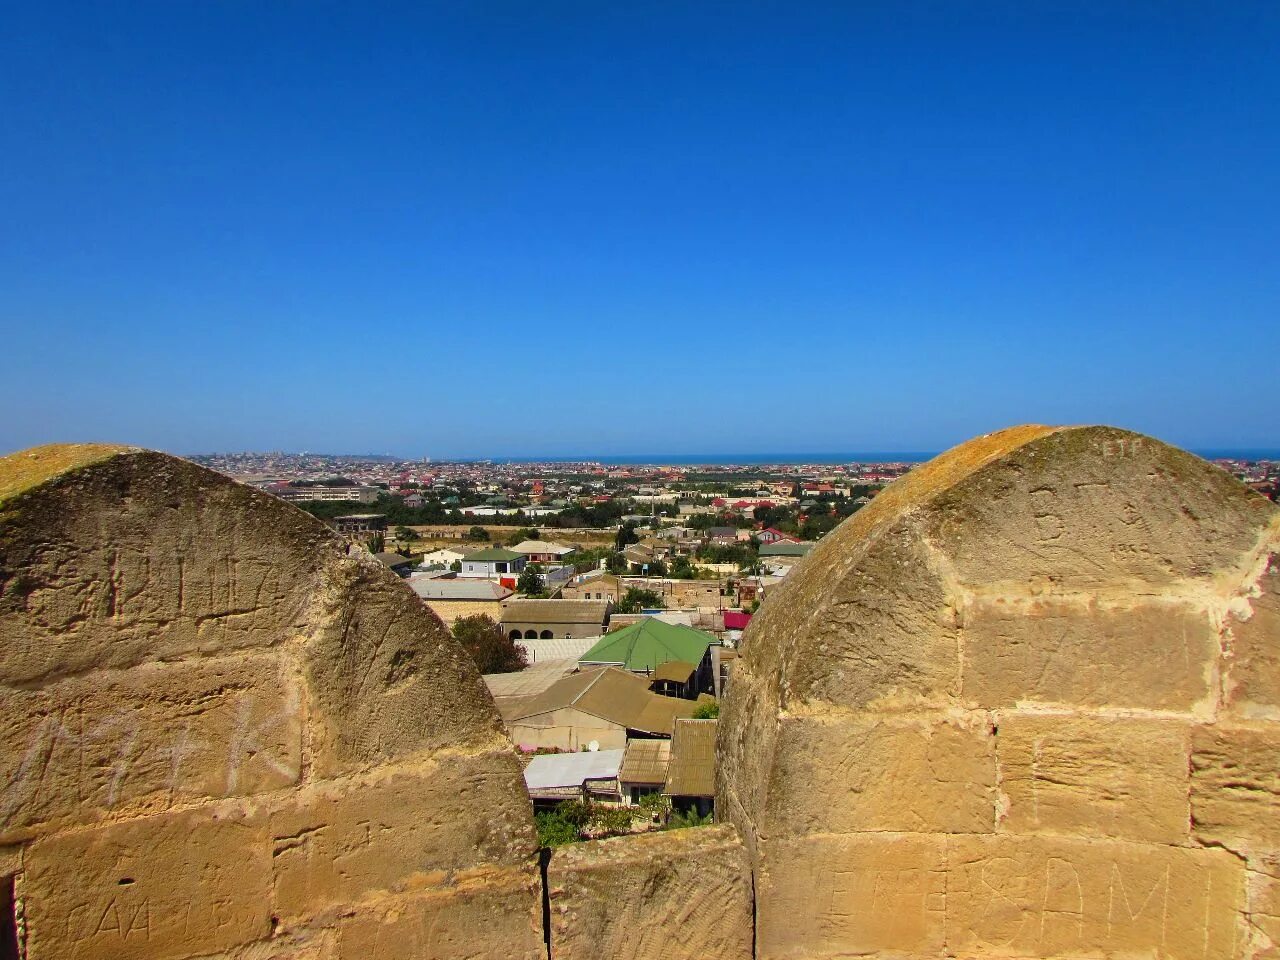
<box><xmin>461</xmin><ymin>546</ymin><xmax>527</xmax><ymax>581</ymax></box>
<box><xmin>579</xmin><ymin>618</ymin><xmax>717</xmax><ymax>696</ymax></box>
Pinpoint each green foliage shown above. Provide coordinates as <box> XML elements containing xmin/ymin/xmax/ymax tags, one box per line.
<box><xmin>451</xmin><ymin>614</ymin><xmax>527</xmax><ymax>674</ymax></box>
<box><xmin>569</xmin><ymin>545</ymin><xmax>612</xmax><ymax>574</ymax></box>
<box><xmin>615</xmin><ymin>587</ymin><xmax>665</xmax><ymax>613</ymax></box>
<box><xmin>637</xmin><ymin>792</ymin><xmax>672</xmax><ymax>821</ymax></box>
<box><xmin>605</xmin><ymin>551</ymin><xmax>628</xmax><ymax>574</ymax></box>
<box><xmin>589</xmin><ymin>805</ymin><xmax>635</xmax><ymax>835</ymax></box>
<box><xmin>533</xmin><ymin>800</ymin><xmax>641</xmax><ymax>847</ymax></box>
<box><xmin>466</xmin><ymin>525</ymin><xmax>490</xmax><ymax>541</ymax></box>
<box><xmin>555</xmin><ymin>800</ymin><xmax>593</xmax><ymax>828</ymax></box>
<box><xmin>367</xmin><ymin>533</ymin><xmax>385</xmax><ymax>554</ymax></box>
<box><xmin>449</xmin><ymin>559</ymin><xmax>462</xmax><ymax>572</ymax></box>
<box><xmin>614</xmin><ymin>522</ymin><xmax>640</xmax><ymax>552</ymax></box>
<box><xmin>506</xmin><ymin>527</ymin><xmax>540</xmax><ymax>546</ymax></box>
<box><xmin>516</xmin><ymin>563</ymin><xmax>546</xmax><ymax>597</ymax></box>
<box><xmin>696</xmin><ymin>542</ymin><xmax>754</xmax><ymax>565</ymax></box>
<box><xmin>668</xmin><ymin>555</ymin><xmax>695</xmax><ymax>579</ymax></box>
<box><xmin>394</xmin><ymin>525</ymin><xmax>415</xmax><ymax>543</ymax></box>
<box><xmin>535</xmin><ymin>810</ymin><xmax>580</xmax><ymax>847</ymax></box>
<box><xmin>692</xmin><ymin>700</ymin><xmax>720</xmax><ymax>719</ymax></box>
<box><xmin>665</xmin><ymin>808</ymin><xmax>713</xmax><ymax>830</ymax></box>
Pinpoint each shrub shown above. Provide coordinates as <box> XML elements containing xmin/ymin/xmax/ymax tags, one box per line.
<box><xmin>535</xmin><ymin>810</ymin><xmax>580</xmax><ymax>847</ymax></box>
<box><xmin>666</xmin><ymin>808</ymin><xmax>713</xmax><ymax>830</ymax></box>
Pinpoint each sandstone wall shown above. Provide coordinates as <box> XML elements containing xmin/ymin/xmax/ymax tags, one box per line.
<box><xmin>719</xmin><ymin>425</ymin><xmax>1280</xmax><ymax>960</ymax></box>
<box><xmin>547</xmin><ymin>825</ymin><xmax>753</xmax><ymax>960</ymax></box>
<box><xmin>0</xmin><ymin>444</ymin><xmax>543</xmax><ymax>960</ymax></box>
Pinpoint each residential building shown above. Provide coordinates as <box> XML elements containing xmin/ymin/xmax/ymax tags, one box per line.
<box><xmin>523</xmin><ymin>749</ymin><xmax>625</xmax><ymax>807</ymax></box>
<box><xmin>330</xmin><ymin>513</ymin><xmax>386</xmax><ymax>539</ymax></box>
<box><xmin>578</xmin><ymin>618</ymin><xmax>717</xmax><ymax>694</ymax></box>
<box><xmin>500</xmin><ymin>598</ymin><xmax>611</xmax><ymax>641</ymax></box>
<box><xmin>562</xmin><ymin>572</ymin><xmax>621</xmax><ymax>603</ymax></box>
<box><xmin>408</xmin><ymin>575</ymin><xmax>512</xmax><ymax>624</ymax></box>
<box><xmin>420</xmin><ymin>547</ymin><xmax>467</xmax><ymax>568</ymax></box>
<box><xmin>515</xmin><ymin>636</ymin><xmax>602</xmax><ymax>665</ymax></box>
<box><xmin>373</xmin><ymin>551</ymin><xmax>416</xmax><ymax>576</ymax></box>
<box><xmin>650</xmin><ymin>660</ymin><xmax>698</xmax><ymax>699</ymax></box>
<box><xmin>503</xmin><ymin>666</ymin><xmax>698</xmax><ymax>751</ymax></box>
<box><xmin>665</xmin><ymin>718</ymin><xmax>717</xmax><ymax>817</ymax></box>
<box><xmin>460</xmin><ymin>547</ymin><xmax>527</xmax><ymax>582</ymax></box>
<box><xmin>705</xmin><ymin>526</ymin><xmax>741</xmax><ymax>545</ymax></box>
<box><xmin>510</xmin><ymin>539</ymin><xmax>576</xmax><ymax>564</ymax></box>
<box><xmin>759</xmin><ymin>541</ymin><xmax>814</xmax><ymax>559</ymax></box>
<box><xmin>276</xmin><ymin>485</ymin><xmax>380</xmax><ymax>504</ymax></box>
<box><xmin>619</xmin><ymin>739</ymin><xmax>671</xmax><ymax>805</ymax></box>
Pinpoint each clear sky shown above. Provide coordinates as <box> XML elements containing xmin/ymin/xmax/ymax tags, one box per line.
<box><xmin>2</xmin><ymin>3</ymin><xmax>1277</xmax><ymax>458</ymax></box>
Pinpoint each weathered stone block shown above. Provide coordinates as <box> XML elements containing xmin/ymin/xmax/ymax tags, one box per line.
<box><xmin>333</xmin><ymin>869</ymin><xmax>543</xmax><ymax>960</ymax></box>
<box><xmin>997</xmin><ymin>713</ymin><xmax>1190</xmax><ymax>844</ymax></box>
<box><xmin>303</xmin><ymin>556</ymin><xmax>508</xmax><ymax>778</ymax></box>
<box><xmin>963</xmin><ymin>598</ymin><xmax>1217</xmax><ymax>712</ymax></box>
<box><xmin>548</xmin><ymin>825</ymin><xmax>753</xmax><ymax>960</ymax></box>
<box><xmin>268</xmin><ymin>752</ymin><xmax>536</xmax><ymax>920</ymax></box>
<box><xmin>945</xmin><ymin>835</ymin><xmax>1244</xmax><ymax>959</ymax></box>
<box><xmin>0</xmin><ymin>652</ymin><xmax>301</xmax><ymax>843</ymax></box>
<box><xmin>0</xmin><ymin>450</ymin><xmax>328</xmax><ymax>686</ymax></box>
<box><xmin>782</xmin><ymin>527</ymin><xmax>961</xmax><ymax>708</ymax></box>
<box><xmin>1225</xmin><ymin>553</ymin><xmax>1280</xmax><ymax>717</ymax></box>
<box><xmin>1191</xmin><ymin>723</ymin><xmax>1280</xmax><ymax>853</ymax></box>
<box><xmin>765</xmin><ymin>712</ymin><xmax>995</xmax><ymax>836</ymax></box>
<box><xmin>757</xmin><ymin>833</ymin><xmax>948</xmax><ymax>960</ymax></box>
<box><xmin>924</xmin><ymin>426</ymin><xmax>1274</xmax><ymax>589</ymax></box>
<box><xmin>24</xmin><ymin>808</ymin><xmax>272</xmax><ymax>960</ymax></box>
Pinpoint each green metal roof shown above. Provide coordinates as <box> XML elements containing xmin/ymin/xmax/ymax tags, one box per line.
<box><xmin>760</xmin><ymin>541</ymin><xmax>814</xmax><ymax>556</ymax></box>
<box><xmin>579</xmin><ymin>618</ymin><xmax>715</xmax><ymax>672</ymax></box>
<box><xmin>464</xmin><ymin>547</ymin><xmax>524</xmax><ymax>562</ymax></box>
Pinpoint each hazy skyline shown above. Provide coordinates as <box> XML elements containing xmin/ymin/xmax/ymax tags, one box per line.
<box><xmin>4</xmin><ymin>3</ymin><xmax>1278</xmax><ymax>458</ymax></box>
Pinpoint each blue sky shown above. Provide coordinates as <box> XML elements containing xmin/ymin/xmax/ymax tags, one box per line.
<box><xmin>2</xmin><ymin>2</ymin><xmax>1277</xmax><ymax>457</ymax></box>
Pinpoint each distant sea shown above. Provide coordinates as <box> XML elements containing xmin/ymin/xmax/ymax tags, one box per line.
<box><xmin>489</xmin><ymin>448</ymin><xmax>1280</xmax><ymax>466</ymax></box>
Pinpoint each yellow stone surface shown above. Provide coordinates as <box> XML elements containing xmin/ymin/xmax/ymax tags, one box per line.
<box><xmin>997</xmin><ymin>713</ymin><xmax>1191</xmax><ymax>844</ymax></box>
<box><xmin>0</xmin><ymin>445</ymin><xmax>539</xmax><ymax>960</ymax></box>
<box><xmin>962</xmin><ymin>598</ymin><xmax>1218</xmax><ymax>711</ymax></box>
<box><xmin>24</xmin><ymin>808</ymin><xmax>272</xmax><ymax>960</ymax></box>
<box><xmin>268</xmin><ymin>753</ymin><xmax>536</xmax><ymax>921</ymax></box>
<box><xmin>1191</xmin><ymin>723</ymin><xmax>1280</xmax><ymax>853</ymax></box>
<box><xmin>722</xmin><ymin>425</ymin><xmax>1280</xmax><ymax>960</ymax></box>
<box><xmin>333</xmin><ymin>869</ymin><xmax>544</xmax><ymax>960</ymax></box>
<box><xmin>547</xmin><ymin>825</ymin><xmax>753</xmax><ymax>960</ymax></box>
<box><xmin>0</xmin><ymin>652</ymin><xmax>302</xmax><ymax>843</ymax></box>
<box><xmin>766</xmin><ymin>712</ymin><xmax>996</xmax><ymax>835</ymax></box>
<box><xmin>1225</xmin><ymin>554</ymin><xmax>1280</xmax><ymax>717</ymax></box>
<box><xmin>945</xmin><ymin>835</ymin><xmax>1245</xmax><ymax>960</ymax></box>
<box><xmin>757</xmin><ymin>833</ymin><xmax>948</xmax><ymax>959</ymax></box>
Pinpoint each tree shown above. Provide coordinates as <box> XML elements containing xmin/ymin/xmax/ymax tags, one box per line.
<box><xmin>614</xmin><ymin>522</ymin><xmax>639</xmax><ymax>552</ymax></box>
<box><xmin>605</xmin><ymin>552</ymin><xmax>628</xmax><ymax>574</ymax></box>
<box><xmin>466</xmin><ymin>526</ymin><xmax>490</xmax><ymax>541</ymax></box>
<box><xmin>506</xmin><ymin>527</ymin><xmax>540</xmax><ymax>546</ymax></box>
<box><xmin>449</xmin><ymin>559</ymin><xmax>462</xmax><ymax>572</ymax></box>
<box><xmin>669</xmin><ymin>556</ymin><xmax>695</xmax><ymax>579</ymax></box>
<box><xmin>367</xmin><ymin>533</ymin><xmax>385</xmax><ymax>554</ymax></box>
<box><xmin>516</xmin><ymin>563</ymin><xmax>545</xmax><ymax>597</ymax></box>
<box><xmin>616</xmin><ymin>587</ymin><xmax>664</xmax><ymax>613</ymax></box>
<box><xmin>693</xmin><ymin>700</ymin><xmax>720</xmax><ymax>719</ymax></box>
<box><xmin>451</xmin><ymin>614</ymin><xmax>527</xmax><ymax>674</ymax></box>
<box><xmin>395</xmin><ymin>525</ymin><xmax>415</xmax><ymax>543</ymax></box>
